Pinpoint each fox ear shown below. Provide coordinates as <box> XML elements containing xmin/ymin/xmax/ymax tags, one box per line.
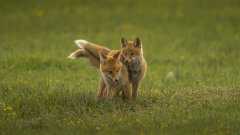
<box><xmin>113</xmin><ymin>51</ymin><xmax>121</xmax><ymax>60</ymax></box>
<box><xmin>99</xmin><ymin>51</ymin><xmax>107</xmax><ymax>63</ymax></box>
<box><xmin>134</xmin><ymin>37</ymin><xmax>141</xmax><ymax>48</ymax></box>
<box><xmin>120</xmin><ymin>37</ymin><xmax>127</xmax><ymax>48</ymax></box>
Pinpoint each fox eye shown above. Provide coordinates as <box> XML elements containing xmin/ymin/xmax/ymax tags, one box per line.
<box><xmin>108</xmin><ymin>71</ymin><xmax>113</xmax><ymax>74</ymax></box>
<box><xmin>130</xmin><ymin>52</ymin><xmax>134</xmax><ymax>56</ymax></box>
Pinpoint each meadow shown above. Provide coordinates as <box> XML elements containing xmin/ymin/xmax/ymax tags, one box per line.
<box><xmin>0</xmin><ymin>0</ymin><xmax>240</xmax><ymax>134</ymax></box>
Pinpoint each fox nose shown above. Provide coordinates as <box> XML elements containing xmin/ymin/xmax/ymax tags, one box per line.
<box><xmin>113</xmin><ymin>78</ymin><xmax>119</xmax><ymax>83</ymax></box>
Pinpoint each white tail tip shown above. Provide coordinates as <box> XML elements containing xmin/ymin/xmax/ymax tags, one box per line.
<box><xmin>74</xmin><ymin>40</ymin><xmax>89</xmax><ymax>48</ymax></box>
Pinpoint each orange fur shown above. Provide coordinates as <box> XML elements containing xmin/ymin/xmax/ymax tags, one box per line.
<box><xmin>99</xmin><ymin>50</ymin><xmax>131</xmax><ymax>99</ymax></box>
<box><xmin>120</xmin><ymin>37</ymin><xmax>147</xmax><ymax>98</ymax></box>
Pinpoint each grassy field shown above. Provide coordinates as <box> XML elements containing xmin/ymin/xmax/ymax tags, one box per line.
<box><xmin>1</xmin><ymin>0</ymin><xmax>240</xmax><ymax>134</ymax></box>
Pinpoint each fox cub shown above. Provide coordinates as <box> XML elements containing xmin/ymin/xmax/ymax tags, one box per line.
<box><xmin>120</xmin><ymin>37</ymin><xmax>147</xmax><ymax>98</ymax></box>
<box><xmin>98</xmin><ymin>50</ymin><xmax>131</xmax><ymax>99</ymax></box>
<box><xmin>68</xmin><ymin>37</ymin><xmax>147</xmax><ymax>99</ymax></box>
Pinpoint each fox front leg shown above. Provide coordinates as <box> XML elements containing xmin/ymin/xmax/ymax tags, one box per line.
<box><xmin>122</xmin><ymin>84</ymin><xmax>132</xmax><ymax>100</ymax></box>
<box><xmin>97</xmin><ymin>79</ymin><xmax>106</xmax><ymax>99</ymax></box>
<box><xmin>105</xmin><ymin>86</ymin><xmax>115</xmax><ymax>99</ymax></box>
<box><xmin>132</xmin><ymin>81</ymin><xmax>139</xmax><ymax>99</ymax></box>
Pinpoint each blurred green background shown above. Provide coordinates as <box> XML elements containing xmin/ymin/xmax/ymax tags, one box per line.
<box><xmin>0</xmin><ymin>0</ymin><xmax>240</xmax><ymax>135</ymax></box>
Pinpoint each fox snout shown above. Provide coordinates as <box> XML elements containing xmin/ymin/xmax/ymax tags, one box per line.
<box><xmin>124</xmin><ymin>57</ymin><xmax>139</xmax><ymax>65</ymax></box>
<box><xmin>110</xmin><ymin>74</ymin><xmax>120</xmax><ymax>84</ymax></box>
<box><xmin>113</xmin><ymin>78</ymin><xmax>119</xmax><ymax>82</ymax></box>
<box><xmin>112</xmin><ymin>76</ymin><xmax>119</xmax><ymax>83</ymax></box>
<box><xmin>105</xmin><ymin>73</ymin><xmax>120</xmax><ymax>84</ymax></box>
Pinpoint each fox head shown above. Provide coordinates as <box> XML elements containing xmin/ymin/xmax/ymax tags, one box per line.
<box><xmin>99</xmin><ymin>50</ymin><xmax>123</xmax><ymax>84</ymax></box>
<box><xmin>120</xmin><ymin>37</ymin><xmax>143</xmax><ymax>65</ymax></box>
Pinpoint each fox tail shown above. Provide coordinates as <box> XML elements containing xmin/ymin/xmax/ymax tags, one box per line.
<box><xmin>68</xmin><ymin>39</ymin><xmax>110</xmax><ymax>68</ymax></box>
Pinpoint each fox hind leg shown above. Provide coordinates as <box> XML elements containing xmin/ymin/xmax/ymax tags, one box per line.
<box><xmin>68</xmin><ymin>49</ymin><xmax>86</xmax><ymax>59</ymax></box>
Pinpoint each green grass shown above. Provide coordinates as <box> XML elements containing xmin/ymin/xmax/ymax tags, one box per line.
<box><xmin>1</xmin><ymin>0</ymin><xmax>240</xmax><ymax>134</ymax></box>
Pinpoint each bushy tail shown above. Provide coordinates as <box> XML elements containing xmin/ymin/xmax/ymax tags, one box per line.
<box><xmin>68</xmin><ymin>39</ymin><xmax>110</xmax><ymax>68</ymax></box>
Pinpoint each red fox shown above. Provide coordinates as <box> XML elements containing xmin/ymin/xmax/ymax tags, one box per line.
<box><xmin>98</xmin><ymin>50</ymin><xmax>131</xmax><ymax>99</ymax></box>
<box><xmin>68</xmin><ymin>38</ymin><xmax>147</xmax><ymax>99</ymax></box>
<box><xmin>120</xmin><ymin>37</ymin><xmax>147</xmax><ymax>98</ymax></box>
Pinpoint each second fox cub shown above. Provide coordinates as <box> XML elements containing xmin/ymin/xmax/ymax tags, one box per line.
<box><xmin>120</xmin><ymin>37</ymin><xmax>147</xmax><ymax>98</ymax></box>
<box><xmin>98</xmin><ymin>50</ymin><xmax>131</xmax><ymax>99</ymax></box>
<box><xmin>68</xmin><ymin>37</ymin><xmax>147</xmax><ymax>99</ymax></box>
